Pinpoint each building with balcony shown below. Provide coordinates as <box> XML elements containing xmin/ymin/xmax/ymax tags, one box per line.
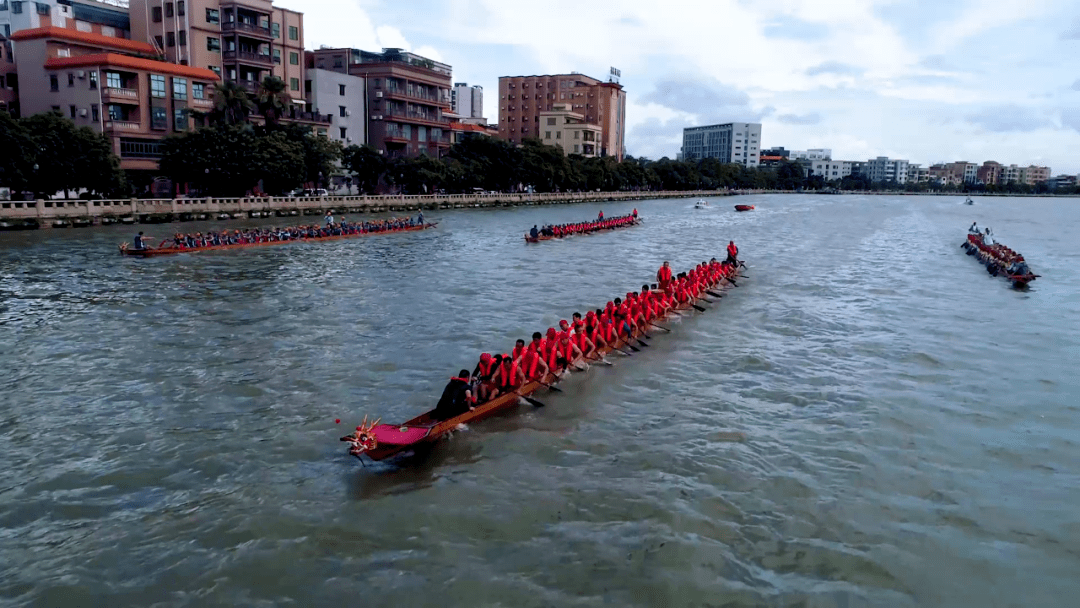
<box><xmin>451</xmin><ymin>82</ymin><xmax>482</xmax><ymax>119</ymax></box>
<box><xmin>308</xmin><ymin>47</ymin><xmax>452</xmax><ymax>158</ymax></box>
<box><xmin>809</xmin><ymin>160</ymin><xmax>853</xmax><ymax>181</ymax></box>
<box><xmin>860</xmin><ymin>156</ymin><xmax>910</xmax><ymax>184</ymax></box>
<box><xmin>305</xmin><ymin>68</ymin><xmax>364</xmax><ymax>146</ymax></box>
<box><xmin>539</xmin><ymin>103</ymin><xmax>603</xmax><ymax>157</ymax></box>
<box><xmin>680</xmin><ymin>123</ymin><xmax>761</xmax><ymax>167</ymax></box>
<box><xmin>128</xmin><ymin>0</ymin><xmax>307</xmax><ymax>103</ymax></box>
<box><xmin>498</xmin><ymin>72</ymin><xmax>625</xmax><ymax>161</ymax></box>
<box><xmin>9</xmin><ymin>26</ymin><xmax>219</xmax><ymax>173</ymax></box>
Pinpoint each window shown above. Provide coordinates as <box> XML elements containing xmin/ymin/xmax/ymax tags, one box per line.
<box><xmin>35</xmin><ymin>1</ymin><xmax>47</xmax><ymax>15</ymax></box>
<box><xmin>339</xmin><ymin>84</ymin><xmax>345</xmax><ymax>96</ymax></box>
<box><xmin>89</xmin><ymin>70</ymin><xmax>97</xmax><ymax>89</ymax></box>
<box><xmin>105</xmin><ymin>71</ymin><xmax>121</xmax><ymax>89</ymax></box>
<box><xmin>206</xmin><ymin>8</ymin><xmax>218</xmax><ymax>24</ymax></box>
<box><xmin>150</xmin><ymin>74</ymin><xmax>166</xmax><ymax>98</ymax></box>
<box><xmin>91</xmin><ymin>104</ymin><xmax>99</xmax><ymax>122</ymax></box>
<box><xmin>49</xmin><ymin>74</ymin><xmax>58</xmax><ymax>91</ymax></box>
<box><xmin>339</xmin><ymin>127</ymin><xmax>347</xmax><ymax>139</ymax></box>
<box><xmin>206</xmin><ymin>37</ymin><xmax>220</xmax><ymax>52</ymax></box>
<box><xmin>544</xmin><ymin>131</ymin><xmax>551</xmax><ymax>139</ymax></box>
<box><xmin>172</xmin><ymin>77</ymin><xmax>186</xmax><ymax>99</ymax></box>
<box><xmin>151</xmin><ymin>106</ymin><xmax>167</xmax><ymax>129</ymax></box>
<box><xmin>68</xmin><ymin>73</ymin><xmax>74</xmax><ymax>87</ymax></box>
<box><xmin>166</xmin><ymin>32</ymin><xmax>175</xmax><ymax>47</ymax></box>
<box><xmin>11</xmin><ymin>1</ymin><xmax>22</xmax><ymax>13</ymax></box>
<box><xmin>106</xmin><ymin>104</ymin><xmax>122</xmax><ymax>121</ymax></box>
<box><xmin>418</xmin><ymin>126</ymin><xmax>427</xmax><ymax>142</ymax></box>
<box><xmin>339</xmin><ymin>105</ymin><xmax>346</xmax><ymax>117</ymax></box>
<box><xmin>272</xmin><ymin>48</ymin><xmax>281</xmax><ymax>63</ymax></box>
<box><xmin>165</xmin><ymin>2</ymin><xmax>173</xmax><ymax>18</ymax></box>
<box><xmin>546</xmin><ymin>117</ymin><xmax>556</xmax><ymax>125</ymax></box>
<box><xmin>69</xmin><ymin>105</ymin><xmax>77</xmax><ymax>118</ymax></box>
<box><xmin>290</xmin><ymin>52</ymin><xmax>299</xmax><ymax>65</ymax></box>
<box><xmin>177</xmin><ymin>1</ymin><xmax>184</xmax><ymax>16</ymax></box>
<box><xmin>290</xmin><ymin>77</ymin><xmax>299</xmax><ymax>91</ymax></box>
<box><xmin>174</xmin><ymin>107</ymin><xmax>188</xmax><ymax>131</ymax></box>
<box><xmin>271</xmin><ymin>22</ymin><xmax>280</xmax><ymax>38</ymax></box>
<box><xmin>288</xmin><ymin>25</ymin><xmax>298</xmax><ymax>40</ymax></box>
<box><xmin>192</xmin><ymin>82</ymin><xmax>204</xmax><ymax>99</ymax></box>
<box><xmin>154</xmin><ymin>36</ymin><xmax>163</xmax><ymax>49</ymax></box>
<box><xmin>556</xmin><ymin>132</ymin><xmax>561</xmax><ymax>139</ymax></box>
<box><xmin>304</xmin><ymin>80</ymin><xmax>311</xmax><ymax>93</ymax></box>
<box><xmin>151</xmin><ymin>5</ymin><xmax>161</xmax><ymax>21</ymax></box>
<box><xmin>179</xmin><ymin>30</ymin><xmax>186</xmax><ymax>46</ymax></box>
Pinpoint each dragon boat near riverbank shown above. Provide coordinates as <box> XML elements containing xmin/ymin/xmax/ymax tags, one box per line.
<box><xmin>118</xmin><ymin>219</ymin><xmax>435</xmax><ymax>257</ymax></box>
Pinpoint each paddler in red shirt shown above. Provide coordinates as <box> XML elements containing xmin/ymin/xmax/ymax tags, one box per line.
<box><xmin>726</xmin><ymin>241</ymin><xmax>739</xmax><ymax>265</ymax></box>
<box><xmin>471</xmin><ymin>353</ymin><xmax>497</xmax><ymax>402</ymax></box>
<box><xmin>657</xmin><ymin>261</ymin><xmax>673</xmax><ymax>290</ymax></box>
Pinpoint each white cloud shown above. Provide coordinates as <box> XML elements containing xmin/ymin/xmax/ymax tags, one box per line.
<box><xmin>289</xmin><ymin>0</ymin><xmax>1080</xmax><ymax>173</ymax></box>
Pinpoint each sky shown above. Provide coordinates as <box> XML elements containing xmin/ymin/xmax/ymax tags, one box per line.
<box><xmin>279</xmin><ymin>0</ymin><xmax>1080</xmax><ymax>174</ymax></box>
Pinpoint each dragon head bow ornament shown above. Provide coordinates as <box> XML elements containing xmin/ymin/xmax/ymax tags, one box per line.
<box><xmin>340</xmin><ymin>415</ymin><xmax>380</xmax><ymax>456</ymax></box>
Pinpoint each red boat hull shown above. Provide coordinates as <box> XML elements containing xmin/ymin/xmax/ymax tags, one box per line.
<box><xmin>734</xmin><ymin>205</ymin><xmax>755</xmax><ymax>212</ymax></box>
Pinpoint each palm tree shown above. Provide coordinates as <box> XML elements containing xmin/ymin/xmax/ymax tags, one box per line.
<box><xmin>255</xmin><ymin>75</ymin><xmax>292</xmax><ymax>126</ymax></box>
<box><xmin>209</xmin><ymin>81</ymin><xmax>255</xmax><ymax>126</ymax></box>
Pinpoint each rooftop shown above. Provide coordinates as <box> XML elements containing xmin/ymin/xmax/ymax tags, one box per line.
<box><xmin>10</xmin><ymin>26</ymin><xmax>157</xmax><ymax>55</ymax></box>
<box><xmin>45</xmin><ymin>53</ymin><xmax>220</xmax><ymax>80</ymax></box>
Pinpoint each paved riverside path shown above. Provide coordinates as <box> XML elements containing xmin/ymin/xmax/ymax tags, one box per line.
<box><xmin>0</xmin><ymin>189</ymin><xmax>743</xmax><ymax>227</ymax></box>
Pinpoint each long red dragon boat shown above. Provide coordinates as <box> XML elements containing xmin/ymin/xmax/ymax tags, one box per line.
<box><xmin>118</xmin><ymin>222</ymin><xmax>436</xmax><ymax>257</ymax></box>
<box><xmin>524</xmin><ymin>215</ymin><xmax>639</xmax><ymax>243</ymax></box>
<box><xmin>339</xmin><ymin>261</ymin><xmax>741</xmax><ymax>462</ymax></box>
<box><xmin>961</xmin><ymin>230</ymin><xmax>1037</xmax><ymax>288</ymax></box>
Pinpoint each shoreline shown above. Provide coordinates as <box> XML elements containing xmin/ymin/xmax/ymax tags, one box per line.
<box><xmin>1</xmin><ymin>189</ymin><xmax>1077</xmax><ymax>231</ymax></box>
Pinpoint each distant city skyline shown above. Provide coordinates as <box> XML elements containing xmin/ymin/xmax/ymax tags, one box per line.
<box><xmin>283</xmin><ymin>0</ymin><xmax>1080</xmax><ymax>174</ymax></box>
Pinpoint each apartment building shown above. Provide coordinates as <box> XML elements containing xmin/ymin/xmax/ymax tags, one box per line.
<box><xmin>305</xmin><ymin>67</ymin><xmax>364</xmax><ymax>146</ymax></box>
<box><xmin>309</xmin><ymin>47</ymin><xmax>452</xmax><ymax>158</ymax></box>
<box><xmin>860</xmin><ymin>156</ymin><xmax>910</xmax><ymax>183</ymax></box>
<box><xmin>977</xmin><ymin>161</ymin><xmax>1002</xmax><ymax>185</ymax></box>
<box><xmin>1018</xmin><ymin>165</ymin><xmax>1050</xmax><ymax>184</ymax></box>
<box><xmin>498</xmin><ymin>72</ymin><xmax>625</xmax><ymax>161</ymax></box>
<box><xmin>9</xmin><ymin>25</ymin><xmax>219</xmax><ymax>173</ymax></box>
<box><xmin>539</xmin><ymin>103</ymin><xmax>603</xmax><ymax>157</ymax></box>
<box><xmin>791</xmin><ymin>148</ymin><xmax>831</xmax><ymax>161</ymax></box>
<box><xmin>451</xmin><ymin>82</ymin><xmax>482</xmax><ymax>119</ymax></box>
<box><xmin>681</xmin><ymin>123</ymin><xmax>761</xmax><ymax>167</ymax></box>
<box><xmin>809</xmin><ymin>160</ymin><xmax>853</xmax><ymax>181</ymax></box>
<box><xmin>128</xmin><ymin>0</ymin><xmax>305</xmax><ymax>99</ymax></box>
<box><xmin>906</xmin><ymin>164</ymin><xmax>929</xmax><ymax>183</ymax></box>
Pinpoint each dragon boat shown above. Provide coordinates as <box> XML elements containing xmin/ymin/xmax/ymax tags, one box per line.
<box><xmin>961</xmin><ymin>231</ymin><xmax>1038</xmax><ymax>288</ymax></box>
<box><xmin>524</xmin><ymin>216</ymin><xmax>640</xmax><ymax>243</ymax></box>
<box><xmin>340</xmin><ymin>262</ymin><xmax>741</xmax><ymax>462</ymax></box>
<box><xmin>119</xmin><ymin>223</ymin><xmax>437</xmax><ymax>257</ymax></box>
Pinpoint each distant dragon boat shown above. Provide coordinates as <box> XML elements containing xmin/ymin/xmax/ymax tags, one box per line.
<box><xmin>961</xmin><ymin>230</ymin><xmax>1038</xmax><ymax>288</ymax></box>
<box><xmin>524</xmin><ymin>214</ymin><xmax>639</xmax><ymax>243</ymax></box>
<box><xmin>119</xmin><ymin>222</ymin><xmax>436</xmax><ymax>257</ymax></box>
<box><xmin>339</xmin><ymin>261</ymin><xmax>742</xmax><ymax>462</ymax></box>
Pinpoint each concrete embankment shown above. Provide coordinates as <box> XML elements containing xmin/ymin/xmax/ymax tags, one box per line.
<box><xmin>0</xmin><ymin>189</ymin><xmax>737</xmax><ymax>229</ymax></box>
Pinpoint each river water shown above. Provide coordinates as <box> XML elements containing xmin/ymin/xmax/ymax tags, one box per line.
<box><xmin>1</xmin><ymin>194</ymin><xmax>1077</xmax><ymax>607</ymax></box>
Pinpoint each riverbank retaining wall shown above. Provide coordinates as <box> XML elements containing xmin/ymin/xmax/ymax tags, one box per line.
<box><xmin>0</xmin><ymin>190</ymin><xmax>739</xmax><ymax>228</ymax></box>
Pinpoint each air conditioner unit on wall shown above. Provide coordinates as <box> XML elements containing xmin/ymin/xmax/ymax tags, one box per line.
<box><xmin>79</xmin><ymin>109</ymin><xmax>88</xmax><ymax>117</ymax></box>
<box><xmin>375</xmin><ymin>91</ymin><xmax>382</xmax><ymax>98</ymax></box>
<box><xmin>77</xmin><ymin>71</ymin><xmax>86</xmax><ymax>79</ymax></box>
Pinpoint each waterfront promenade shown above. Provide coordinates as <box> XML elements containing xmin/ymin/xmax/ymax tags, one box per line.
<box><xmin>0</xmin><ymin>189</ymin><xmax>726</xmax><ymax>228</ymax></box>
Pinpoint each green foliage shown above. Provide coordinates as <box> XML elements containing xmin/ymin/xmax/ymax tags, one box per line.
<box><xmin>17</xmin><ymin>111</ymin><xmax>123</xmax><ymax>197</ymax></box>
<box><xmin>0</xmin><ymin>111</ymin><xmax>37</xmax><ymax>194</ymax></box>
<box><xmin>255</xmin><ymin>76</ymin><xmax>291</xmax><ymax>126</ymax></box>
<box><xmin>208</xmin><ymin>81</ymin><xmax>256</xmax><ymax>127</ymax></box>
<box><xmin>342</xmin><ymin>145</ymin><xmax>386</xmax><ymax>194</ymax></box>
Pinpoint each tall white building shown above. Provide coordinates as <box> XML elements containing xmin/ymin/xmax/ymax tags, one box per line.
<box><xmin>451</xmin><ymin>82</ymin><xmax>483</xmax><ymax>119</ymax></box>
<box><xmin>681</xmin><ymin>122</ymin><xmax>761</xmax><ymax>167</ymax></box>
<box><xmin>305</xmin><ymin>68</ymin><xmax>366</xmax><ymax>146</ymax></box>
<box><xmin>792</xmin><ymin>148</ymin><xmax>832</xmax><ymax>161</ymax></box>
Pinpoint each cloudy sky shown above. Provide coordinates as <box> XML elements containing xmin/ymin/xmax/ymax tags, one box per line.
<box><xmin>280</xmin><ymin>0</ymin><xmax>1080</xmax><ymax>174</ymax></box>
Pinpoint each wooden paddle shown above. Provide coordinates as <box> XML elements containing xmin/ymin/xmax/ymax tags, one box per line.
<box><xmin>649</xmin><ymin>321</ymin><xmax>672</xmax><ymax>333</ymax></box>
<box><xmin>706</xmin><ymin>290</ymin><xmax>725</xmax><ymax>298</ymax></box>
<box><xmin>515</xmin><ymin>391</ymin><xmax>546</xmax><ymax>407</ymax></box>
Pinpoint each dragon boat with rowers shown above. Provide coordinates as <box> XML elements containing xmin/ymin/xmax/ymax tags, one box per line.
<box><xmin>961</xmin><ymin>223</ymin><xmax>1038</xmax><ymax>289</ymax></box>
<box><xmin>119</xmin><ymin>214</ymin><xmax>433</xmax><ymax>257</ymax></box>
<box><xmin>524</xmin><ymin>210</ymin><xmax>639</xmax><ymax>243</ymax></box>
<box><xmin>340</xmin><ymin>254</ymin><xmax>743</xmax><ymax>462</ymax></box>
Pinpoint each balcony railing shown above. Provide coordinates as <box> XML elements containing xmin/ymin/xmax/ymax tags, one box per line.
<box><xmin>223</xmin><ymin>50</ymin><xmax>273</xmax><ymax>65</ymax></box>
<box><xmin>104</xmin><ymin>120</ymin><xmax>141</xmax><ymax>132</ymax></box>
<box><xmin>383</xmin><ymin>86</ymin><xmax>445</xmax><ymax>105</ymax></box>
<box><xmin>221</xmin><ymin>21</ymin><xmax>272</xmax><ymax>37</ymax></box>
<box><xmin>236</xmin><ymin>79</ymin><xmax>259</xmax><ymax>93</ymax></box>
<box><xmin>190</xmin><ymin>97</ymin><xmax>214</xmax><ymax>110</ymax></box>
<box><xmin>385</xmin><ymin>109</ymin><xmax>449</xmax><ymax>126</ymax></box>
<box><xmin>101</xmin><ymin>87</ymin><xmax>139</xmax><ymax>103</ymax></box>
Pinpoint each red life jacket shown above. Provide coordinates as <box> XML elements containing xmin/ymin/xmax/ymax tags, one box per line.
<box><xmin>498</xmin><ymin>359</ymin><xmax>518</xmax><ymax>389</ymax></box>
<box><xmin>522</xmin><ymin>347</ymin><xmax>542</xmax><ymax>379</ymax></box>
<box><xmin>727</xmin><ymin>243</ymin><xmax>738</xmax><ymax>258</ymax></box>
<box><xmin>477</xmin><ymin>358</ymin><xmax>495</xmax><ymax>378</ymax></box>
<box><xmin>512</xmin><ymin>345</ymin><xmax>525</xmax><ymax>361</ymax></box>
<box><xmin>657</xmin><ymin>265</ymin><xmax>673</xmax><ymax>283</ymax></box>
